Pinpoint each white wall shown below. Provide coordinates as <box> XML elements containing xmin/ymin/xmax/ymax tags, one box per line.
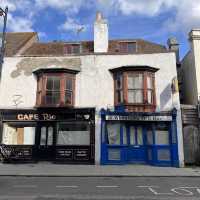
<box><xmin>181</xmin><ymin>29</ymin><xmax>200</xmax><ymax>105</ymax></box>
<box><xmin>0</xmin><ymin>53</ymin><xmax>183</xmax><ymax>166</ymax></box>
<box><xmin>181</xmin><ymin>51</ymin><xmax>198</xmax><ymax>104</ymax></box>
<box><xmin>191</xmin><ymin>37</ymin><xmax>200</xmax><ymax>101</ymax></box>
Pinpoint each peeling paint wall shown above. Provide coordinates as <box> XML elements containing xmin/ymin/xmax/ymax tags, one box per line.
<box><xmin>11</xmin><ymin>57</ymin><xmax>81</xmax><ymax>78</ymax></box>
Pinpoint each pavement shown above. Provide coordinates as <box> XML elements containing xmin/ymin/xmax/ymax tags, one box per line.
<box><xmin>0</xmin><ymin>163</ymin><xmax>200</xmax><ymax>177</ymax></box>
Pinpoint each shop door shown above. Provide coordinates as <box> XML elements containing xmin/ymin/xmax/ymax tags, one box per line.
<box><xmin>37</xmin><ymin>123</ymin><xmax>55</xmax><ymax>160</ymax></box>
<box><xmin>127</xmin><ymin>126</ymin><xmax>146</xmax><ymax>163</ymax></box>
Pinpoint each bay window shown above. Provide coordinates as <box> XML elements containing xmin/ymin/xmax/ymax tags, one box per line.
<box><xmin>113</xmin><ymin>66</ymin><xmax>158</xmax><ymax>112</ymax></box>
<box><xmin>36</xmin><ymin>71</ymin><xmax>75</xmax><ymax>107</ymax></box>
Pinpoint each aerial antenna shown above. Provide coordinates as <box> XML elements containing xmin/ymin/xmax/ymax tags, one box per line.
<box><xmin>76</xmin><ymin>26</ymin><xmax>85</xmax><ymax>35</ymax></box>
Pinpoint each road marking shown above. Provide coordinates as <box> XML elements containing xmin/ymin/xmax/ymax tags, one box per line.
<box><xmin>13</xmin><ymin>185</ymin><xmax>37</xmax><ymax>188</ymax></box>
<box><xmin>96</xmin><ymin>185</ymin><xmax>119</xmax><ymax>188</ymax></box>
<box><xmin>56</xmin><ymin>185</ymin><xmax>78</xmax><ymax>188</ymax></box>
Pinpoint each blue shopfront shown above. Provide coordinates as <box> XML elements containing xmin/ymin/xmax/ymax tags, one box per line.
<box><xmin>100</xmin><ymin>109</ymin><xmax>179</xmax><ymax>167</ymax></box>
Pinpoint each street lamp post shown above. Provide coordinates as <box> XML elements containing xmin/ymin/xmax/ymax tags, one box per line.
<box><xmin>0</xmin><ymin>6</ymin><xmax>8</xmax><ymax>80</ymax></box>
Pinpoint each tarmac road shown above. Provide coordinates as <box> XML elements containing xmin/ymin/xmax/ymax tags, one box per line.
<box><xmin>0</xmin><ymin>176</ymin><xmax>200</xmax><ymax>199</ymax></box>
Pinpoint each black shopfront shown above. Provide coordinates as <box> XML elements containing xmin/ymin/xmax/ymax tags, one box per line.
<box><xmin>0</xmin><ymin>108</ymin><xmax>95</xmax><ymax>164</ymax></box>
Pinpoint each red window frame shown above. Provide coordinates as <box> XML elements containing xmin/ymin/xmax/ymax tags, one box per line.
<box><xmin>114</xmin><ymin>71</ymin><xmax>156</xmax><ymax>112</ymax></box>
<box><xmin>36</xmin><ymin>73</ymin><xmax>75</xmax><ymax>107</ymax></box>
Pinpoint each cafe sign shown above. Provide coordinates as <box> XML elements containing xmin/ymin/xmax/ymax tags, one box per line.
<box><xmin>17</xmin><ymin>113</ymin><xmax>56</xmax><ymax>121</ymax></box>
<box><xmin>105</xmin><ymin>115</ymin><xmax>172</xmax><ymax>121</ymax></box>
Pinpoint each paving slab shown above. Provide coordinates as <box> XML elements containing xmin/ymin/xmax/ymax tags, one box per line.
<box><xmin>0</xmin><ymin>163</ymin><xmax>200</xmax><ymax>177</ymax></box>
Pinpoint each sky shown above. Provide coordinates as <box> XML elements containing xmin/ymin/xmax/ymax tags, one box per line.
<box><xmin>1</xmin><ymin>0</ymin><xmax>200</xmax><ymax>59</ymax></box>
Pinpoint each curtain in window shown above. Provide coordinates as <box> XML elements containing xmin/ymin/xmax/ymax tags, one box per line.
<box><xmin>130</xmin><ymin>126</ymin><xmax>136</xmax><ymax>145</ymax></box>
<box><xmin>107</xmin><ymin>123</ymin><xmax>120</xmax><ymax>145</ymax></box>
<box><xmin>155</xmin><ymin>130</ymin><xmax>169</xmax><ymax>145</ymax></box>
<box><xmin>137</xmin><ymin>126</ymin><xmax>143</xmax><ymax>145</ymax></box>
<box><xmin>147</xmin><ymin>75</ymin><xmax>153</xmax><ymax>104</ymax></box>
<box><xmin>46</xmin><ymin>76</ymin><xmax>60</xmax><ymax>105</ymax></box>
<box><xmin>128</xmin><ymin>90</ymin><xmax>143</xmax><ymax>103</ymax></box>
<box><xmin>127</xmin><ymin>74</ymin><xmax>143</xmax><ymax>103</ymax></box>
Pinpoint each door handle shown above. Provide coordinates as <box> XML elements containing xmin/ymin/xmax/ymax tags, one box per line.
<box><xmin>134</xmin><ymin>145</ymin><xmax>140</xmax><ymax>148</ymax></box>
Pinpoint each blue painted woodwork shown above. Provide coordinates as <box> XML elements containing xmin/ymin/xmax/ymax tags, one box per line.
<box><xmin>100</xmin><ymin>108</ymin><xmax>179</xmax><ymax>167</ymax></box>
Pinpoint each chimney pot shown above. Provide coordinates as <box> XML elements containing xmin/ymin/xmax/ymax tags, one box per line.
<box><xmin>96</xmin><ymin>11</ymin><xmax>103</xmax><ymax>21</ymax></box>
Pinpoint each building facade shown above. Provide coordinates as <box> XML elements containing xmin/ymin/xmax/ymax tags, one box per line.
<box><xmin>179</xmin><ymin>29</ymin><xmax>200</xmax><ymax>165</ymax></box>
<box><xmin>0</xmin><ymin>13</ymin><xmax>184</xmax><ymax>166</ymax></box>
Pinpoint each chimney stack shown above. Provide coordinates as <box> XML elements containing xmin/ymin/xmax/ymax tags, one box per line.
<box><xmin>167</xmin><ymin>37</ymin><xmax>180</xmax><ymax>63</ymax></box>
<box><xmin>94</xmin><ymin>12</ymin><xmax>108</xmax><ymax>53</ymax></box>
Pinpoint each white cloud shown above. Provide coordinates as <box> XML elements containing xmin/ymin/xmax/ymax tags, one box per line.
<box><xmin>1</xmin><ymin>0</ymin><xmax>34</xmax><ymax>32</ymax></box>
<box><xmin>164</xmin><ymin>0</ymin><xmax>200</xmax><ymax>32</ymax></box>
<box><xmin>7</xmin><ymin>14</ymin><xmax>33</xmax><ymax>32</ymax></box>
<box><xmin>35</xmin><ymin>0</ymin><xmax>86</xmax><ymax>15</ymax></box>
<box><xmin>97</xmin><ymin>0</ymin><xmax>200</xmax><ymax>33</ymax></box>
<box><xmin>1</xmin><ymin>0</ymin><xmax>200</xmax><ymax>36</ymax></box>
<box><xmin>59</xmin><ymin>18</ymin><xmax>86</xmax><ymax>33</ymax></box>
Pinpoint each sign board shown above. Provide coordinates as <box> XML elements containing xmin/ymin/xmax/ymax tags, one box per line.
<box><xmin>105</xmin><ymin>115</ymin><xmax>172</xmax><ymax>121</ymax></box>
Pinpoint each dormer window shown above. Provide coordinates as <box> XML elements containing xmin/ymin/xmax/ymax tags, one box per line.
<box><xmin>112</xmin><ymin>66</ymin><xmax>158</xmax><ymax>112</ymax></box>
<box><xmin>64</xmin><ymin>44</ymin><xmax>81</xmax><ymax>54</ymax></box>
<box><xmin>35</xmin><ymin>70</ymin><xmax>76</xmax><ymax>107</ymax></box>
<box><xmin>119</xmin><ymin>42</ymin><xmax>136</xmax><ymax>53</ymax></box>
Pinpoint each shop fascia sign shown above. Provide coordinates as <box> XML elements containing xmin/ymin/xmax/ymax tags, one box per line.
<box><xmin>105</xmin><ymin>115</ymin><xmax>172</xmax><ymax>121</ymax></box>
<box><xmin>17</xmin><ymin>113</ymin><xmax>56</xmax><ymax>121</ymax></box>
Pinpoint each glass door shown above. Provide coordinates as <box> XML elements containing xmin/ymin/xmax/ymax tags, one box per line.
<box><xmin>127</xmin><ymin>125</ymin><xmax>147</xmax><ymax>163</ymax></box>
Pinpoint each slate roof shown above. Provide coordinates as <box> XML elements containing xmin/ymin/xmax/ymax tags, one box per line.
<box><xmin>4</xmin><ymin>32</ymin><xmax>37</xmax><ymax>56</ymax></box>
<box><xmin>22</xmin><ymin>39</ymin><xmax>168</xmax><ymax>56</ymax></box>
<box><xmin>4</xmin><ymin>32</ymin><xmax>168</xmax><ymax>56</ymax></box>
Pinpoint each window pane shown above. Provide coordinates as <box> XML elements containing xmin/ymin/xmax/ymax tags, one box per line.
<box><xmin>155</xmin><ymin>130</ymin><xmax>169</xmax><ymax>145</ymax></box>
<box><xmin>137</xmin><ymin>127</ymin><xmax>143</xmax><ymax>145</ymax></box>
<box><xmin>119</xmin><ymin>43</ymin><xmax>127</xmax><ymax>52</ymax></box>
<box><xmin>46</xmin><ymin>77</ymin><xmax>53</xmax><ymax>90</ymax></box>
<box><xmin>147</xmin><ymin>128</ymin><xmax>153</xmax><ymax>145</ymax></box>
<box><xmin>128</xmin><ymin>90</ymin><xmax>143</xmax><ymax>103</ymax></box>
<box><xmin>72</xmin><ymin>45</ymin><xmax>80</xmax><ymax>53</ymax></box>
<box><xmin>128</xmin><ymin>74</ymin><xmax>143</xmax><ymax>89</ymax></box>
<box><xmin>117</xmin><ymin>90</ymin><xmax>123</xmax><ymax>103</ymax></box>
<box><xmin>108</xmin><ymin>149</ymin><xmax>121</xmax><ymax>161</ymax></box>
<box><xmin>40</xmin><ymin>127</ymin><xmax>46</xmax><ymax>146</ymax></box>
<box><xmin>2</xmin><ymin>123</ymin><xmax>36</xmax><ymax>145</ymax></box>
<box><xmin>47</xmin><ymin>127</ymin><xmax>53</xmax><ymax>146</ymax></box>
<box><xmin>116</xmin><ymin>75</ymin><xmax>122</xmax><ymax>89</ymax></box>
<box><xmin>157</xmin><ymin>149</ymin><xmax>170</xmax><ymax>161</ymax></box>
<box><xmin>53</xmin><ymin>77</ymin><xmax>60</xmax><ymax>90</ymax></box>
<box><xmin>130</xmin><ymin>126</ymin><xmax>136</xmax><ymax>145</ymax></box>
<box><xmin>24</xmin><ymin>127</ymin><xmax>36</xmax><ymax>145</ymax></box>
<box><xmin>147</xmin><ymin>76</ymin><xmax>153</xmax><ymax>89</ymax></box>
<box><xmin>147</xmin><ymin>90</ymin><xmax>153</xmax><ymax>104</ymax></box>
<box><xmin>127</xmin><ymin>42</ymin><xmax>136</xmax><ymax>53</ymax></box>
<box><xmin>107</xmin><ymin>123</ymin><xmax>120</xmax><ymax>145</ymax></box>
<box><xmin>46</xmin><ymin>91</ymin><xmax>60</xmax><ymax>104</ymax></box>
<box><xmin>65</xmin><ymin>91</ymin><xmax>72</xmax><ymax>104</ymax></box>
<box><xmin>66</xmin><ymin>79</ymin><xmax>72</xmax><ymax>90</ymax></box>
<box><xmin>46</xmin><ymin>77</ymin><xmax>60</xmax><ymax>90</ymax></box>
<box><xmin>57</xmin><ymin>122</ymin><xmax>90</xmax><ymax>145</ymax></box>
<box><xmin>122</xmin><ymin>125</ymin><xmax>127</xmax><ymax>145</ymax></box>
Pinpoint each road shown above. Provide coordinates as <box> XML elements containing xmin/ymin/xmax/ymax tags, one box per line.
<box><xmin>0</xmin><ymin>177</ymin><xmax>200</xmax><ymax>199</ymax></box>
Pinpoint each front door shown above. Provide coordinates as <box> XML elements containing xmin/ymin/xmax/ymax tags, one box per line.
<box><xmin>127</xmin><ymin>125</ymin><xmax>146</xmax><ymax>163</ymax></box>
<box><xmin>36</xmin><ymin>123</ymin><xmax>55</xmax><ymax>161</ymax></box>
